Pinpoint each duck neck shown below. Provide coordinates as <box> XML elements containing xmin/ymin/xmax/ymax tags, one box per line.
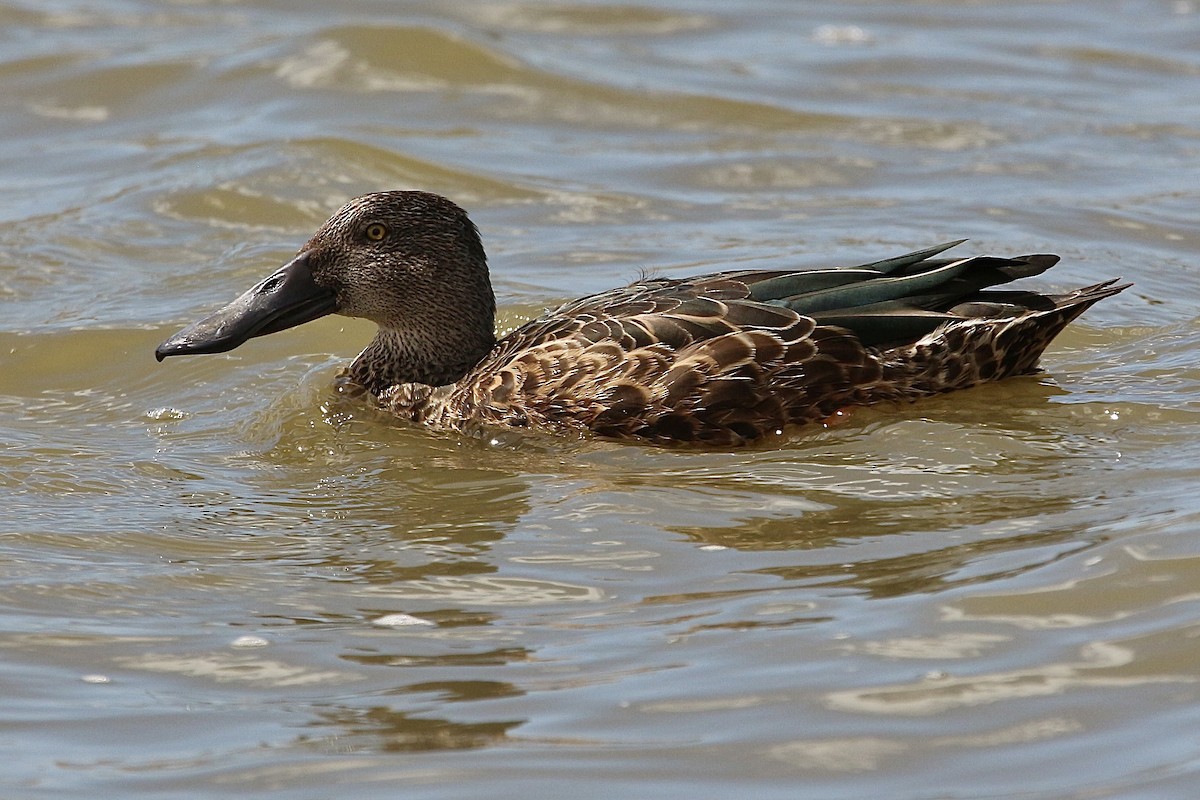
<box><xmin>348</xmin><ymin>325</ymin><xmax>496</xmax><ymax>394</ymax></box>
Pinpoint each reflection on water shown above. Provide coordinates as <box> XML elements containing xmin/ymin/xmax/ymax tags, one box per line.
<box><xmin>313</xmin><ymin>704</ymin><xmax>522</xmax><ymax>753</ymax></box>
<box><xmin>2</xmin><ymin>0</ymin><xmax>1200</xmax><ymax>797</ymax></box>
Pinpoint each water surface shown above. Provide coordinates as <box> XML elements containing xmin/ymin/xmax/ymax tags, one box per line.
<box><xmin>2</xmin><ymin>1</ymin><xmax>1200</xmax><ymax>797</ymax></box>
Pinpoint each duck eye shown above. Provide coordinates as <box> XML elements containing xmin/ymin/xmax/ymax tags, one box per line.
<box><xmin>364</xmin><ymin>222</ymin><xmax>388</xmax><ymax>242</ymax></box>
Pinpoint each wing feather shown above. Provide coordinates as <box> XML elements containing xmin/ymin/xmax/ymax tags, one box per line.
<box><xmin>442</xmin><ymin>242</ymin><xmax>1121</xmax><ymax>443</ymax></box>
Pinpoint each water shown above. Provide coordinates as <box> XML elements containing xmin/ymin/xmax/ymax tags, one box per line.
<box><xmin>3</xmin><ymin>1</ymin><xmax>1200</xmax><ymax>797</ymax></box>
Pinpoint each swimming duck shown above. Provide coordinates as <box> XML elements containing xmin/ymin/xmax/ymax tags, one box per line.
<box><xmin>156</xmin><ymin>191</ymin><xmax>1126</xmax><ymax>445</ymax></box>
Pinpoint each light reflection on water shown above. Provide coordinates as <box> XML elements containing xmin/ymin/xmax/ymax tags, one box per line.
<box><xmin>2</xmin><ymin>1</ymin><xmax>1200</xmax><ymax>798</ymax></box>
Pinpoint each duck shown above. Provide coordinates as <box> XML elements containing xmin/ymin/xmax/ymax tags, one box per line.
<box><xmin>156</xmin><ymin>190</ymin><xmax>1127</xmax><ymax>446</ymax></box>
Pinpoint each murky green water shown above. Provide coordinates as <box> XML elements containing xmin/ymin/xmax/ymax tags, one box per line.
<box><xmin>3</xmin><ymin>1</ymin><xmax>1200</xmax><ymax>797</ymax></box>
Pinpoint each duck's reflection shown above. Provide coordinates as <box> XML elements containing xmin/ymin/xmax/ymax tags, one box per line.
<box><xmin>309</xmin><ymin>704</ymin><xmax>522</xmax><ymax>752</ymax></box>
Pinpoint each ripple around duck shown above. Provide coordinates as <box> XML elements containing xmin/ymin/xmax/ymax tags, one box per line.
<box><xmin>659</xmin><ymin>155</ymin><xmax>878</xmax><ymax>193</ymax></box>
<box><xmin>360</xmin><ymin>576</ymin><xmax>605</xmax><ymax>606</ymax></box>
<box><xmin>114</xmin><ymin>651</ymin><xmax>362</xmax><ymax>687</ymax></box>
<box><xmin>274</xmin><ymin>25</ymin><xmax>529</xmax><ymax>90</ymax></box>
<box><xmin>154</xmin><ymin>138</ymin><xmax>543</xmax><ymax>231</ymax></box>
<box><xmin>461</xmin><ymin>4</ymin><xmax>714</xmax><ymax>35</ymax></box>
<box><xmin>21</xmin><ymin>61</ymin><xmax>198</xmax><ymax>114</ymax></box>
<box><xmin>1039</xmin><ymin>45</ymin><xmax>1200</xmax><ymax>78</ymax></box>
<box><xmin>269</xmin><ymin>23</ymin><xmax>854</xmax><ymax>136</ymax></box>
<box><xmin>826</xmin><ymin>623</ymin><xmax>1199</xmax><ymax>716</ymax></box>
<box><xmin>845</xmin><ymin>117</ymin><xmax>1009</xmax><ymax>151</ymax></box>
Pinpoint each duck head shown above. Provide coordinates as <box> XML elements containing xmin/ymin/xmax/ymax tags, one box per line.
<box><xmin>155</xmin><ymin>191</ymin><xmax>497</xmax><ymax>388</ymax></box>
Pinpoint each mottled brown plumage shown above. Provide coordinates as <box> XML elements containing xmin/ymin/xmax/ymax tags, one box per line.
<box><xmin>156</xmin><ymin>191</ymin><xmax>1128</xmax><ymax>446</ymax></box>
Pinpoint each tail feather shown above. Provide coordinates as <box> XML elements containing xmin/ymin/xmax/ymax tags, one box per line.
<box><xmin>874</xmin><ymin>279</ymin><xmax>1129</xmax><ymax>398</ymax></box>
<box><xmin>752</xmin><ymin>245</ymin><xmax>1085</xmax><ymax>347</ymax></box>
